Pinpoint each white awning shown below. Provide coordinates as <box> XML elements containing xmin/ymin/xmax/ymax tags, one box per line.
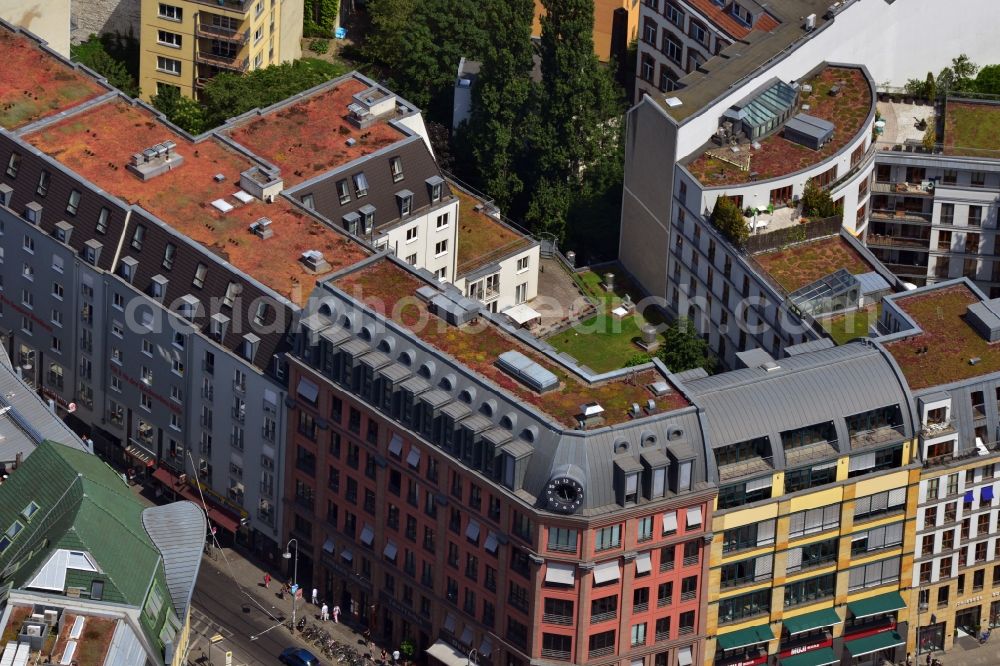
<box><xmin>635</xmin><ymin>552</ymin><xmax>652</xmax><ymax>575</ymax></box>
<box><xmin>459</xmin><ymin>626</ymin><xmax>474</xmax><ymax>646</ymax></box>
<box><xmin>360</xmin><ymin>524</ymin><xmax>375</xmax><ymax>546</ymax></box>
<box><xmin>677</xmin><ymin>646</ymin><xmax>693</xmax><ymax>666</ymax></box>
<box><xmin>593</xmin><ymin>559</ymin><xmax>620</xmax><ymax>584</ymax></box>
<box><xmin>484</xmin><ymin>532</ymin><xmax>499</xmax><ymax>554</ymax></box>
<box><xmin>443</xmin><ymin>613</ymin><xmax>457</xmax><ymax>633</ymax></box>
<box><xmin>479</xmin><ymin>637</ymin><xmax>493</xmax><ymax>657</ymax></box>
<box><xmin>466</xmin><ymin>520</ymin><xmax>481</xmax><ymax>542</ymax></box>
<box><xmin>662</xmin><ymin>511</ymin><xmax>678</xmax><ymax>533</ymax></box>
<box><xmin>502</xmin><ymin>304</ymin><xmax>541</xmax><ymax>325</ymax></box>
<box><xmin>323</xmin><ymin>538</ymin><xmax>334</xmax><ymax>554</ymax></box>
<box><xmin>687</xmin><ymin>506</ymin><xmax>702</xmax><ymax>527</ymax></box>
<box><xmin>746</xmin><ymin>476</ymin><xmax>773</xmax><ymax>492</ymax></box>
<box><xmin>406</xmin><ymin>447</ymin><xmax>421</xmax><ymax>468</ymax></box>
<box><xmin>383</xmin><ymin>541</ymin><xmax>398</xmax><ymax>560</ymax></box>
<box><xmin>545</xmin><ymin>562</ymin><xmax>575</xmax><ymax>585</ymax></box>
<box><xmin>296</xmin><ymin>377</ymin><xmax>319</xmax><ymax>403</ymax></box>
<box><xmin>341</xmin><ymin>549</ymin><xmax>353</xmax><ymax>562</ymax></box>
<box><xmin>388</xmin><ymin>433</ymin><xmax>403</xmax><ymax>456</ymax></box>
<box><xmin>425</xmin><ymin>639</ymin><xmax>467</xmax><ymax>666</ymax></box>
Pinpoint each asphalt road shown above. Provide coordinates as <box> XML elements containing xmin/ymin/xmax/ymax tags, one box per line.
<box><xmin>190</xmin><ymin>555</ymin><xmax>297</xmax><ymax>666</ymax></box>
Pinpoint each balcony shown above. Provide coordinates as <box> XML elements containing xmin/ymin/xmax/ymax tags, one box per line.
<box><xmin>869</xmin><ymin>209</ymin><xmax>932</xmax><ymax>224</ymax></box>
<box><xmin>866</xmin><ymin>234</ymin><xmax>931</xmax><ymax>249</ymax></box>
<box><xmin>543</xmin><ymin>613</ymin><xmax>574</xmax><ymax>626</ymax></box>
<box><xmin>871</xmin><ymin>181</ymin><xmax>935</xmax><ymax>196</ymax></box>
<box><xmin>590</xmin><ymin>611</ymin><xmax>616</xmax><ymax>623</ymax></box>
<box><xmin>849</xmin><ymin>424</ymin><xmax>906</xmax><ymax>450</ymax></box>
<box><xmin>681</xmin><ymin>590</ymin><xmax>697</xmax><ymax>602</ymax></box>
<box><xmin>657</xmin><ymin>596</ymin><xmax>672</xmax><ymax>608</ymax></box>
<box><xmin>717</xmin><ymin>456</ymin><xmax>774</xmax><ymax>483</ymax></box>
<box><xmin>921</xmin><ymin>419</ymin><xmax>956</xmax><ymax>438</ymax></box>
<box><xmin>196</xmin><ymin>51</ymin><xmax>248</xmax><ymax>72</ymax></box>
<box><xmin>880</xmin><ymin>262</ymin><xmax>927</xmax><ymax>276</ymax></box>
<box><xmin>924</xmin><ymin>438</ymin><xmax>1000</xmax><ymax>469</ymax></box>
<box><xmin>195</xmin><ymin>20</ymin><xmax>249</xmax><ymax>43</ymax></box>
<box><xmin>784</xmin><ymin>440</ymin><xmax>839</xmax><ymax>468</ymax></box>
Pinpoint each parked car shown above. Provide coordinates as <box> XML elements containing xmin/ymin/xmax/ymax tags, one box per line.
<box><xmin>280</xmin><ymin>647</ymin><xmax>320</xmax><ymax>666</ymax></box>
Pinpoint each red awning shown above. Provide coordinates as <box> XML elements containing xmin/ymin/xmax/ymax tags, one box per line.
<box><xmin>125</xmin><ymin>444</ymin><xmax>155</xmax><ymax>468</ymax></box>
<box><xmin>152</xmin><ymin>467</ymin><xmax>241</xmax><ymax>535</ymax></box>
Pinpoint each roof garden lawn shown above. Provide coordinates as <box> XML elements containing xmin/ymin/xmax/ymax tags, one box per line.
<box><xmin>884</xmin><ymin>284</ymin><xmax>1000</xmax><ymax>390</ymax></box>
<box><xmin>59</xmin><ymin>615</ymin><xmax>116</xmax><ymax>666</ymax></box>
<box><xmin>546</xmin><ymin>269</ymin><xmax>669</xmax><ymax>373</ymax></box>
<box><xmin>686</xmin><ymin>66</ymin><xmax>872</xmax><ymax>186</ymax></box>
<box><xmin>821</xmin><ymin>304</ymin><xmax>880</xmax><ymax>345</ymax></box>
<box><xmin>0</xmin><ymin>30</ymin><xmax>105</xmax><ymax>129</ymax></box>
<box><xmin>455</xmin><ymin>189</ymin><xmax>533</xmax><ymax>275</ymax></box>
<box><xmin>334</xmin><ymin>260</ymin><xmax>688</xmax><ymax>426</ymax></box>
<box><xmin>754</xmin><ymin>236</ymin><xmax>872</xmax><ymax>293</ymax></box>
<box><xmin>226</xmin><ymin>77</ymin><xmax>405</xmax><ymax>185</ymax></box>
<box><xmin>943</xmin><ymin>99</ymin><xmax>1000</xmax><ymax>158</ymax></box>
<box><xmin>26</xmin><ymin>100</ymin><xmax>368</xmax><ymax>305</ymax></box>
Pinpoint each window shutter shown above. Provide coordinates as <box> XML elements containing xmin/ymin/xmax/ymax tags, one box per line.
<box><xmin>869</xmin><ymin>527</ymin><xmax>885</xmax><ymax>549</ymax></box>
<box><xmin>888</xmin><ymin>487</ymin><xmax>906</xmax><ymax>507</ymax></box>
<box><xmin>757</xmin><ymin>519</ymin><xmax>775</xmax><ymax>546</ymax></box>
<box><xmin>804</xmin><ymin>508</ymin><xmax>823</xmax><ymax>533</ymax></box>
<box><xmin>854</xmin><ymin>495</ymin><xmax>872</xmax><ymax>517</ymax></box>
<box><xmin>754</xmin><ymin>554</ymin><xmax>773</xmax><ymax>581</ymax></box>
<box><xmin>786</xmin><ymin>547</ymin><xmax>802</xmax><ymax>572</ymax></box>
<box><xmin>884</xmin><ymin>557</ymin><xmax>900</xmax><ymax>579</ymax></box>
<box><xmin>789</xmin><ymin>512</ymin><xmax>806</xmax><ymax>536</ymax></box>
<box><xmin>849</xmin><ymin>566</ymin><xmax>865</xmax><ymax>589</ymax></box>
<box><xmin>849</xmin><ymin>452</ymin><xmax>877</xmax><ymax>472</ymax></box>
<box><xmin>871</xmin><ymin>492</ymin><xmax>889</xmax><ymax>512</ymax></box>
<box><xmin>823</xmin><ymin>505</ymin><xmax>840</xmax><ymax>528</ymax></box>
<box><xmin>885</xmin><ymin>522</ymin><xmax>903</xmax><ymax>546</ymax></box>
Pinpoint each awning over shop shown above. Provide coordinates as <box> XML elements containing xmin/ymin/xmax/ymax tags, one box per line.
<box><xmin>845</xmin><ymin>631</ymin><xmax>904</xmax><ymax>657</ymax></box>
<box><xmin>779</xmin><ymin>647</ymin><xmax>838</xmax><ymax>666</ymax></box>
<box><xmin>783</xmin><ymin>607</ymin><xmax>842</xmax><ymax>635</ymax></box>
<box><xmin>716</xmin><ymin>623</ymin><xmax>774</xmax><ymax>651</ymax></box>
<box><xmin>152</xmin><ymin>466</ymin><xmax>241</xmax><ymax>534</ymax></box>
<box><xmin>847</xmin><ymin>591</ymin><xmax>906</xmax><ymax>619</ymax></box>
<box><xmin>425</xmin><ymin>640</ymin><xmax>468</xmax><ymax>666</ymax></box>
<box><xmin>125</xmin><ymin>444</ymin><xmax>154</xmax><ymax>468</ymax></box>
<box><xmin>502</xmin><ymin>304</ymin><xmax>541</xmax><ymax>326</ymax></box>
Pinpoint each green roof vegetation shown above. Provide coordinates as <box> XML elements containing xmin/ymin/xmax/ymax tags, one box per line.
<box><xmin>943</xmin><ymin>99</ymin><xmax>1000</xmax><ymax>157</ymax></box>
<box><xmin>821</xmin><ymin>304</ymin><xmax>880</xmax><ymax>345</ymax></box>
<box><xmin>753</xmin><ymin>236</ymin><xmax>872</xmax><ymax>294</ymax></box>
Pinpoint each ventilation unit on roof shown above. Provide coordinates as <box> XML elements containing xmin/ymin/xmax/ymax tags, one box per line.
<box><xmin>578</xmin><ymin>402</ymin><xmax>605</xmax><ymax>428</ymax></box>
<box><xmin>649</xmin><ymin>381</ymin><xmax>671</xmax><ymax>397</ymax></box>
<box><xmin>804</xmin><ymin>13</ymin><xmax>816</xmax><ymax>30</ymax></box>
<box><xmin>347</xmin><ymin>86</ymin><xmax>397</xmax><ymax>128</ymax></box>
<box><xmin>496</xmin><ymin>350</ymin><xmax>559</xmax><ymax>393</ymax></box>
<box><xmin>127</xmin><ymin>140</ymin><xmax>183</xmax><ymax>181</ymax></box>
<box><xmin>240</xmin><ymin>166</ymin><xmax>283</xmax><ymax>202</ymax></box>
<box><xmin>249</xmin><ymin>217</ymin><xmax>273</xmax><ymax>239</ymax></box>
<box><xmin>300</xmin><ymin>250</ymin><xmax>331</xmax><ymax>273</ymax></box>
<box><xmin>761</xmin><ymin>361</ymin><xmax>781</xmax><ymax>372</ymax></box>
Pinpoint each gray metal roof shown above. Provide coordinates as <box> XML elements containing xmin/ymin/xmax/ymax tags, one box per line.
<box><xmin>784</xmin><ymin>113</ymin><xmax>835</xmax><ymax>139</ymax></box>
<box><xmin>141</xmin><ymin>501</ymin><xmax>207</xmax><ymax>617</ymax></box>
<box><xmin>685</xmin><ymin>343</ymin><xmax>913</xmax><ymax>474</ymax></box>
<box><xmin>104</xmin><ymin>620</ymin><xmax>153</xmax><ymax>666</ymax></box>
<box><xmin>855</xmin><ymin>271</ymin><xmax>891</xmax><ymax>296</ymax></box>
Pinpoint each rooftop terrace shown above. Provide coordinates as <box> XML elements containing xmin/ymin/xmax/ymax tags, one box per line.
<box><xmin>332</xmin><ymin>259</ymin><xmax>689</xmax><ymax>427</ymax></box>
<box><xmin>26</xmin><ymin>99</ymin><xmax>368</xmax><ymax>306</ymax></box>
<box><xmin>943</xmin><ymin>98</ymin><xmax>1000</xmax><ymax>158</ymax></box>
<box><xmin>455</xmin><ymin>188</ymin><xmax>534</xmax><ymax>276</ymax></box>
<box><xmin>0</xmin><ymin>29</ymin><xmax>105</xmax><ymax>130</ymax></box>
<box><xmin>224</xmin><ymin>76</ymin><xmax>406</xmax><ymax>186</ymax></box>
<box><xmin>884</xmin><ymin>284</ymin><xmax>1000</xmax><ymax>390</ymax></box>
<box><xmin>685</xmin><ymin>66</ymin><xmax>872</xmax><ymax>186</ymax></box>
<box><xmin>753</xmin><ymin>235</ymin><xmax>872</xmax><ymax>293</ymax></box>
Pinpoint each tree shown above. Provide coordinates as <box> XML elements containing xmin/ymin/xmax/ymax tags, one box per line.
<box><xmin>800</xmin><ymin>179</ymin><xmax>837</xmax><ymax>218</ymax></box>
<box><xmin>925</xmin><ymin>71</ymin><xmax>936</xmax><ymax>101</ymax></box>
<box><xmin>458</xmin><ymin>0</ymin><xmax>537</xmax><ymax>213</ymax></box>
<box><xmin>151</xmin><ymin>85</ymin><xmax>206</xmax><ymax>135</ymax></box>
<box><xmin>922</xmin><ymin>125</ymin><xmax>937</xmax><ymax>152</ymax></box>
<box><xmin>304</xmin><ymin>0</ymin><xmax>339</xmax><ymax>37</ymax></box>
<box><xmin>951</xmin><ymin>53</ymin><xmax>978</xmax><ymax>85</ymax></box>
<box><xmin>658</xmin><ymin>318</ymin><xmax>714</xmax><ymax>374</ymax></box>
<box><xmin>973</xmin><ymin>64</ymin><xmax>1000</xmax><ymax>96</ymax></box>
<box><xmin>710</xmin><ymin>195</ymin><xmax>749</xmax><ymax>247</ymax></box>
<box><xmin>71</xmin><ymin>34</ymin><xmax>140</xmax><ymax>97</ymax></box>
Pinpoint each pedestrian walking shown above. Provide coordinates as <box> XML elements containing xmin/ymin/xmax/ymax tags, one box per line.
<box><xmin>332</xmin><ymin>604</ymin><xmax>341</xmax><ymax>623</ymax></box>
<box><xmin>320</xmin><ymin>603</ymin><xmax>329</xmax><ymax>622</ymax></box>
<box><xmin>381</xmin><ymin>648</ymin><xmax>387</xmax><ymax>665</ymax></box>
<box><xmin>312</xmin><ymin>587</ymin><xmax>318</xmax><ymax>605</ymax></box>
<box><xmin>263</xmin><ymin>573</ymin><xmax>271</xmax><ymax>589</ymax></box>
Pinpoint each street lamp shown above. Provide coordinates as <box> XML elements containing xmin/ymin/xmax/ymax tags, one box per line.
<box><xmin>283</xmin><ymin>538</ymin><xmax>299</xmax><ymax>633</ymax></box>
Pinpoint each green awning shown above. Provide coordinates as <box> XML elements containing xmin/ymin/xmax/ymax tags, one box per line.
<box><xmin>846</xmin><ymin>591</ymin><xmax>906</xmax><ymax>619</ymax></box>
<box><xmin>779</xmin><ymin>647</ymin><xmax>838</xmax><ymax>666</ymax></box>
<box><xmin>717</xmin><ymin>623</ymin><xmax>775</xmax><ymax>651</ymax></box>
<box><xmin>782</xmin><ymin>607</ymin><xmax>842</xmax><ymax>635</ymax></box>
<box><xmin>845</xmin><ymin>631</ymin><xmax>904</xmax><ymax>657</ymax></box>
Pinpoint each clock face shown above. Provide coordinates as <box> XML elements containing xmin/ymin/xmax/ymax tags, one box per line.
<box><xmin>546</xmin><ymin>477</ymin><xmax>585</xmax><ymax>514</ymax></box>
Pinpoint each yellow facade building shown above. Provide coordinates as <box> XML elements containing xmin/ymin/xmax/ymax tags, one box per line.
<box><xmin>139</xmin><ymin>0</ymin><xmax>302</xmax><ymax>101</ymax></box>
<box><xmin>532</xmin><ymin>0</ymin><xmax>639</xmax><ymax>62</ymax></box>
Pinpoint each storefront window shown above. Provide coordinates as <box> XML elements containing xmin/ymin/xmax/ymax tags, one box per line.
<box><xmin>918</xmin><ymin>622</ymin><xmax>945</xmax><ymax>653</ymax></box>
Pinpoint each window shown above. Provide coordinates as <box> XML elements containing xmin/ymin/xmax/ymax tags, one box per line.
<box><xmin>390</xmin><ymin>157</ymin><xmax>403</xmax><ymax>182</ymax></box>
<box><xmin>784</xmin><ymin>573</ymin><xmax>835</xmax><ymax>606</ymax></box>
<box><xmin>193</xmin><ymin>263</ymin><xmax>207</xmax><ymax>288</ymax></box>
<box><xmin>96</xmin><ymin>207</ymin><xmax>109</xmax><ymax>234</ymax></box>
<box><xmin>254</xmin><ymin>27</ymin><xmax>263</xmax><ymax>44</ymax></box>
<box><xmin>436</xmin><ymin>213</ymin><xmax>449</xmax><ymax>229</ymax></box>
<box><xmin>337</xmin><ymin>179</ymin><xmax>351</xmax><ymax>204</ymax></box>
<box><xmin>788</xmin><ymin>504</ymin><xmax>840</xmax><ymax>538</ymax></box>
<box><xmin>517</xmin><ymin>256</ymin><xmax>529</xmax><ymax>272</ymax></box>
<box><xmin>969</xmin><ymin>205</ymin><xmax>983</xmax><ymax>227</ymax></box>
<box><xmin>787</xmin><ymin>537</ymin><xmax>838</xmax><ymax>572</ymax></box>
<box><xmin>6</xmin><ymin>152</ymin><xmax>20</xmax><ymax>178</ymax></box>
<box><xmin>722</xmin><ymin>520</ymin><xmax>774</xmax><ymax>554</ymax></box>
<box><xmin>157</xmin><ymin>56</ymin><xmax>181</xmax><ymax>75</ymax></box>
<box><xmin>157</xmin><ymin>30</ymin><xmax>181</xmax><ymax>47</ymax></box>
<box><xmin>848</xmin><ymin>557</ymin><xmax>901</xmax><ymax>591</ymax></box>
<box><xmin>631</xmin><ymin>623</ymin><xmax>647</xmax><ymax>647</ymax></box>
<box><xmin>926</xmin><ymin>477</ymin><xmax>940</xmax><ymax>500</ymax></box>
<box><xmin>595</xmin><ymin>525</ymin><xmax>620</xmax><ymax>551</ymax></box>
<box><xmin>515</xmin><ymin>282</ymin><xmax>527</xmax><ymax>304</ymax></box>
<box><xmin>851</xmin><ymin>522</ymin><xmax>904</xmax><ymax>555</ymax></box>
<box><xmin>662</xmin><ymin>31</ymin><xmax>682</xmax><ymax>63</ymax></box>
<box><xmin>785</xmin><ymin>463</ymin><xmax>837</xmax><ymax>492</ymax></box>
<box><xmin>640</xmin><ymin>54</ymin><xmax>655</xmax><ymax>82</ymax></box>
<box><xmin>854</xmin><ymin>488</ymin><xmax>906</xmax><ymax>520</ymax></box>
<box><xmin>548</xmin><ymin>527</ymin><xmax>577</xmax><ymax>553</ymax></box>
<box><xmin>971</xmin><ymin>171</ymin><xmax>986</xmax><ymax>188</ymax></box>
<box><xmin>158</xmin><ymin>3</ymin><xmax>182</xmax><ymax>19</ymax></box>
<box><xmin>940</xmin><ymin>203</ymin><xmax>955</xmax><ymax>225</ymax></box>
<box><xmin>131</xmin><ymin>224</ymin><xmax>145</xmax><ymax>250</ymax></box>
<box><xmin>637</xmin><ymin>516</ymin><xmax>654</xmax><ymax>542</ymax></box>
<box><xmin>718</xmin><ymin>589</ymin><xmax>769</xmax><ymax>624</ymax></box>
<box><xmin>688</xmin><ymin>19</ymin><xmax>708</xmax><ymax>46</ymax></box>
<box><xmin>64</xmin><ymin>189</ymin><xmax>82</xmax><ymax>215</ymax></box>
<box><xmin>435</xmin><ymin>240</ymin><xmax>448</xmax><ymax>256</ymax></box>
<box><xmin>588</xmin><ymin>630</ymin><xmax>616</xmax><ymax>658</ymax></box>
<box><xmin>400</xmin><ymin>194</ymin><xmax>412</xmax><ymax>217</ymax></box>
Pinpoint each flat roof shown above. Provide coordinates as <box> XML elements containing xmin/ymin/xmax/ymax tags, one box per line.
<box><xmin>655</xmin><ymin>0</ymin><xmax>841</xmax><ymax>121</ymax></box>
<box><xmin>753</xmin><ymin>235</ymin><xmax>873</xmax><ymax>294</ymax></box>
<box><xmin>942</xmin><ymin>98</ymin><xmax>1000</xmax><ymax>158</ymax></box>
<box><xmin>223</xmin><ymin>76</ymin><xmax>408</xmax><ymax>186</ymax></box>
<box><xmin>454</xmin><ymin>188</ymin><xmax>534</xmax><ymax>276</ymax></box>
<box><xmin>331</xmin><ymin>259</ymin><xmax>689</xmax><ymax>427</ymax></box>
<box><xmin>685</xmin><ymin>65</ymin><xmax>873</xmax><ymax>186</ymax></box>
<box><xmin>884</xmin><ymin>283</ymin><xmax>1000</xmax><ymax>390</ymax></box>
<box><xmin>0</xmin><ymin>28</ymin><xmax>106</xmax><ymax>130</ymax></box>
<box><xmin>25</xmin><ymin>99</ymin><xmax>369</xmax><ymax>306</ymax></box>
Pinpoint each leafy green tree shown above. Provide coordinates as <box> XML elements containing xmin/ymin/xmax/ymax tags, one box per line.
<box><xmin>658</xmin><ymin>318</ymin><xmax>714</xmax><ymax>373</ymax></box>
<box><xmin>71</xmin><ymin>34</ymin><xmax>140</xmax><ymax>97</ymax></box>
<box><xmin>304</xmin><ymin>0</ymin><xmax>339</xmax><ymax>37</ymax></box>
<box><xmin>459</xmin><ymin>0</ymin><xmax>536</xmax><ymax>213</ymax></box>
<box><xmin>152</xmin><ymin>85</ymin><xmax>207</xmax><ymax>135</ymax></box>
<box><xmin>800</xmin><ymin>179</ymin><xmax>838</xmax><ymax>218</ymax></box>
<box><xmin>973</xmin><ymin>64</ymin><xmax>1000</xmax><ymax>96</ymax></box>
<box><xmin>925</xmin><ymin>72</ymin><xmax>936</xmax><ymax>101</ymax></box>
<box><xmin>710</xmin><ymin>195</ymin><xmax>749</xmax><ymax>247</ymax></box>
<box><xmin>951</xmin><ymin>53</ymin><xmax>978</xmax><ymax>85</ymax></box>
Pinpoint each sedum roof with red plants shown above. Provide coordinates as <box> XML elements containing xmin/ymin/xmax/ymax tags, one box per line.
<box><xmin>224</xmin><ymin>76</ymin><xmax>406</xmax><ymax>186</ymax></box>
<box><xmin>753</xmin><ymin>235</ymin><xmax>873</xmax><ymax>294</ymax></box>
<box><xmin>333</xmin><ymin>259</ymin><xmax>690</xmax><ymax>427</ymax></box>
<box><xmin>884</xmin><ymin>284</ymin><xmax>1000</xmax><ymax>390</ymax></box>
<box><xmin>455</xmin><ymin>188</ymin><xmax>533</xmax><ymax>276</ymax></box>
<box><xmin>686</xmin><ymin>66</ymin><xmax>873</xmax><ymax>186</ymax></box>
<box><xmin>0</xmin><ymin>29</ymin><xmax>105</xmax><ymax>130</ymax></box>
<box><xmin>25</xmin><ymin>99</ymin><xmax>368</xmax><ymax>306</ymax></box>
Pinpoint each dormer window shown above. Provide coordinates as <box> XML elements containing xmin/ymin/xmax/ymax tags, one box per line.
<box><xmin>131</xmin><ymin>224</ymin><xmax>145</xmax><ymax>250</ymax></box>
<box><xmin>253</xmin><ymin>301</ymin><xmax>270</xmax><ymax>326</ymax></box>
<box><xmin>242</xmin><ymin>333</ymin><xmax>261</xmax><ymax>361</ymax></box>
<box><xmin>337</xmin><ymin>179</ymin><xmax>351</xmax><ymax>205</ymax></box>
<box><xmin>119</xmin><ymin>257</ymin><xmax>138</xmax><ymax>283</ymax></box>
<box><xmin>150</xmin><ymin>275</ymin><xmax>168</xmax><ymax>299</ymax></box>
<box><xmin>353</xmin><ymin>172</ymin><xmax>368</xmax><ymax>197</ymax></box>
<box><xmin>193</xmin><ymin>263</ymin><xmax>207</xmax><ymax>288</ymax></box>
<box><xmin>731</xmin><ymin>2</ymin><xmax>753</xmax><ymax>26</ymax></box>
<box><xmin>36</xmin><ymin>170</ymin><xmax>50</xmax><ymax>197</ymax></box>
<box><xmin>223</xmin><ymin>281</ymin><xmax>240</xmax><ymax>308</ymax></box>
<box><xmin>390</xmin><ymin>156</ymin><xmax>403</xmax><ymax>182</ymax></box>
<box><xmin>397</xmin><ymin>190</ymin><xmax>413</xmax><ymax>217</ymax></box>
<box><xmin>426</xmin><ymin>175</ymin><xmax>444</xmax><ymax>203</ymax></box>
<box><xmin>6</xmin><ymin>153</ymin><xmax>21</xmax><ymax>178</ymax></box>
<box><xmin>96</xmin><ymin>207</ymin><xmax>109</xmax><ymax>234</ymax></box>
<box><xmin>359</xmin><ymin>204</ymin><xmax>376</xmax><ymax>234</ymax></box>
<box><xmin>163</xmin><ymin>243</ymin><xmax>176</xmax><ymax>270</ymax></box>
<box><xmin>66</xmin><ymin>190</ymin><xmax>81</xmax><ymax>215</ymax></box>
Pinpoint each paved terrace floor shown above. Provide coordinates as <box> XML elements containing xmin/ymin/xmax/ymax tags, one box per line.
<box><xmin>877</xmin><ymin>100</ymin><xmax>935</xmax><ymax>145</ymax></box>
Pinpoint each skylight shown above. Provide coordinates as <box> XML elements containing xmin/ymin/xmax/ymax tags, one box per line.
<box><xmin>5</xmin><ymin>520</ymin><xmax>23</xmax><ymax>540</ymax></box>
<box><xmin>21</xmin><ymin>502</ymin><xmax>39</xmax><ymax>520</ymax></box>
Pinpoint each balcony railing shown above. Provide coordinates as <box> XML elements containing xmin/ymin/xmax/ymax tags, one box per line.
<box><xmin>540</xmin><ymin>648</ymin><xmax>571</xmax><ymax>661</ymax></box>
<box><xmin>866</xmin><ymin>234</ymin><xmax>931</xmax><ymax>249</ymax></box>
<box><xmin>195</xmin><ymin>20</ymin><xmax>249</xmax><ymax>43</ymax></box>
<box><xmin>869</xmin><ymin>208</ymin><xmax>932</xmax><ymax>223</ymax></box>
<box><xmin>196</xmin><ymin>51</ymin><xmax>248</xmax><ymax>72</ymax></box>
<box><xmin>682</xmin><ymin>555</ymin><xmax>699</xmax><ymax>567</ymax></box>
<box><xmin>923</xmin><ymin>438</ymin><xmax>1000</xmax><ymax>468</ymax></box>
<box><xmin>849</xmin><ymin>424</ymin><xmax>906</xmax><ymax>449</ymax></box>
<box><xmin>879</xmin><ymin>262</ymin><xmax>927</xmax><ymax>276</ymax></box>
<box><xmin>589</xmin><ymin>647</ymin><xmax>614</xmax><ymax>659</ymax></box>
<box><xmin>679</xmin><ymin>625</ymin><xmax>695</xmax><ymax>636</ymax></box>
<box><xmin>660</xmin><ymin>560</ymin><xmax>675</xmax><ymax>573</ymax></box>
<box><xmin>921</xmin><ymin>420</ymin><xmax>956</xmax><ymax>437</ymax></box>
<box><xmin>633</xmin><ymin>602</ymin><xmax>649</xmax><ymax>613</ymax></box>
<box><xmin>680</xmin><ymin>590</ymin><xmax>697</xmax><ymax>601</ymax></box>
<box><xmin>657</xmin><ymin>596</ymin><xmax>672</xmax><ymax>608</ymax></box>
<box><xmin>717</xmin><ymin>455</ymin><xmax>774</xmax><ymax>482</ymax></box>
<box><xmin>655</xmin><ymin>629</ymin><xmax>670</xmax><ymax>642</ymax></box>
<box><xmin>590</xmin><ymin>611</ymin><xmax>616</xmax><ymax>623</ymax></box>
<box><xmin>543</xmin><ymin>613</ymin><xmax>573</xmax><ymax>626</ymax></box>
